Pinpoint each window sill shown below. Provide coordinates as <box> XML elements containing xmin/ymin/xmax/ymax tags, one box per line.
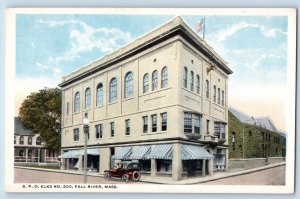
<box><xmin>212</xmin><ymin>102</ymin><xmax>225</xmax><ymax>108</ymax></box>
<box><xmin>123</xmin><ymin>96</ymin><xmax>135</xmax><ymax>102</ymax></box>
<box><xmin>141</xmin><ymin>131</ymin><xmax>167</xmax><ymax>136</ymax></box>
<box><xmin>140</xmin><ymin>87</ymin><xmax>171</xmax><ymax>97</ymax></box>
<box><xmin>182</xmin><ymin>87</ymin><xmax>201</xmax><ymax>97</ymax></box>
<box><xmin>107</xmin><ymin>101</ymin><xmax>118</xmax><ymax>106</ymax></box>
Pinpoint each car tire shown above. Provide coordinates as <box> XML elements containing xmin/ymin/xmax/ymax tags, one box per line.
<box><xmin>104</xmin><ymin>172</ymin><xmax>111</xmax><ymax>180</ymax></box>
<box><xmin>132</xmin><ymin>171</ymin><xmax>141</xmax><ymax>181</ymax></box>
<box><xmin>122</xmin><ymin>174</ymin><xmax>129</xmax><ymax>183</ymax></box>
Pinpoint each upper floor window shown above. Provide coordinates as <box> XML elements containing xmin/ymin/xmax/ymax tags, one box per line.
<box><xmin>125</xmin><ymin>119</ymin><xmax>130</xmax><ymax>135</ymax></box>
<box><xmin>96</xmin><ymin>83</ymin><xmax>104</xmax><ymax>107</ymax></box>
<box><xmin>196</xmin><ymin>75</ymin><xmax>200</xmax><ymax>94</ymax></box>
<box><xmin>221</xmin><ymin>90</ymin><xmax>225</xmax><ymax>106</ymax></box>
<box><xmin>183</xmin><ymin>67</ymin><xmax>188</xmax><ymax>88</ymax></box>
<box><xmin>184</xmin><ymin>113</ymin><xmax>192</xmax><ymax>133</ymax></box>
<box><xmin>161</xmin><ymin>66</ymin><xmax>168</xmax><ymax>88</ymax></box>
<box><xmin>19</xmin><ymin>136</ymin><xmax>24</xmax><ymax>145</ymax></box>
<box><xmin>213</xmin><ymin>85</ymin><xmax>216</xmax><ymax>102</ymax></box>
<box><xmin>95</xmin><ymin>124</ymin><xmax>103</xmax><ymax>139</ymax></box>
<box><xmin>205</xmin><ymin>80</ymin><xmax>209</xmax><ymax>98</ymax></box>
<box><xmin>184</xmin><ymin>113</ymin><xmax>201</xmax><ymax>134</ymax></box>
<box><xmin>206</xmin><ymin>120</ymin><xmax>210</xmax><ymax>133</ymax></box>
<box><xmin>109</xmin><ymin>78</ymin><xmax>117</xmax><ymax>103</ymax></box>
<box><xmin>151</xmin><ymin>114</ymin><xmax>157</xmax><ymax>132</ymax></box>
<box><xmin>85</xmin><ymin>88</ymin><xmax>91</xmax><ymax>109</ymax></box>
<box><xmin>124</xmin><ymin>72</ymin><xmax>134</xmax><ymax>99</ymax></box>
<box><xmin>66</xmin><ymin>102</ymin><xmax>70</xmax><ymax>115</ymax></box>
<box><xmin>73</xmin><ymin>128</ymin><xmax>79</xmax><ymax>141</ymax></box>
<box><xmin>143</xmin><ymin>73</ymin><xmax>149</xmax><ymax>94</ymax></box>
<box><xmin>217</xmin><ymin>88</ymin><xmax>221</xmax><ymax>104</ymax></box>
<box><xmin>110</xmin><ymin>122</ymin><xmax>115</xmax><ymax>137</ymax></box>
<box><xmin>36</xmin><ymin>136</ymin><xmax>42</xmax><ymax>145</ymax></box>
<box><xmin>161</xmin><ymin>112</ymin><xmax>167</xmax><ymax>131</ymax></box>
<box><xmin>214</xmin><ymin>122</ymin><xmax>226</xmax><ymax>140</ymax></box>
<box><xmin>190</xmin><ymin>71</ymin><xmax>194</xmax><ymax>91</ymax></box>
<box><xmin>152</xmin><ymin>70</ymin><xmax>158</xmax><ymax>91</ymax></box>
<box><xmin>143</xmin><ymin>116</ymin><xmax>148</xmax><ymax>133</ymax></box>
<box><xmin>74</xmin><ymin>92</ymin><xmax>80</xmax><ymax>113</ymax></box>
<box><xmin>28</xmin><ymin>136</ymin><xmax>32</xmax><ymax>145</ymax></box>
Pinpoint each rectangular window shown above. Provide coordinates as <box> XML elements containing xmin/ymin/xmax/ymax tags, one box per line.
<box><xmin>66</xmin><ymin>102</ymin><xmax>70</xmax><ymax>115</ymax></box>
<box><xmin>125</xmin><ymin>119</ymin><xmax>130</xmax><ymax>135</ymax></box>
<box><xmin>95</xmin><ymin>124</ymin><xmax>103</xmax><ymax>139</ymax></box>
<box><xmin>214</xmin><ymin>122</ymin><xmax>226</xmax><ymax>140</ymax></box>
<box><xmin>151</xmin><ymin>114</ymin><xmax>157</xmax><ymax>132</ymax></box>
<box><xmin>184</xmin><ymin>113</ymin><xmax>192</xmax><ymax>133</ymax></box>
<box><xmin>206</xmin><ymin>120</ymin><xmax>210</xmax><ymax>133</ymax></box>
<box><xmin>110</xmin><ymin>122</ymin><xmax>115</xmax><ymax>137</ymax></box>
<box><xmin>161</xmin><ymin>112</ymin><xmax>167</xmax><ymax>131</ymax></box>
<box><xmin>217</xmin><ymin>88</ymin><xmax>221</xmax><ymax>104</ymax></box>
<box><xmin>143</xmin><ymin>116</ymin><xmax>148</xmax><ymax>133</ymax></box>
<box><xmin>193</xmin><ymin>114</ymin><xmax>201</xmax><ymax>134</ymax></box>
<box><xmin>221</xmin><ymin>90</ymin><xmax>225</xmax><ymax>106</ymax></box>
<box><xmin>73</xmin><ymin>128</ymin><xmax>79</xmax><ymax>141</ymax></box>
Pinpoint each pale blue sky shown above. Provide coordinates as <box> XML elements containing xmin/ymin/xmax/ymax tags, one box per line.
<box><xmin>15</xmin><ymin>14</ymin><xmax>288</xmax><ymax>130</ymax></box>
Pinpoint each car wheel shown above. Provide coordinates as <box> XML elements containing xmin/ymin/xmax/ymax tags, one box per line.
<box><xmin>132</xmin><ymin>171</ymin><xmax>141</xmax><ymax>181</ymax></box>
<box><xmin>122</xmin><ymin>174</ymin><xmax>129</xmax><ymax>183</ymax></box>
<box><xmin>104</xmin><ymin>172</ymin><xmax>111</xmax><ymax>180</ymax></box>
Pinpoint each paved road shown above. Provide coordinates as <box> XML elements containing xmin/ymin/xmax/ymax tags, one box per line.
<box><xmin>201</xmin><ymin>165</ymin><xmax>286</xmax><ymax>185</ymax></box>
<box><xmin>14</xmin><ymin>168</ymin><xmax>142</xmax><ymax>184</ymax></box>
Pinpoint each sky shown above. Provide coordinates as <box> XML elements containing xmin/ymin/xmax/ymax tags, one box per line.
<box><xmin>15</xmin><ymin>14</ymin><xmax>288</xmax><ymax>131</ymax></box>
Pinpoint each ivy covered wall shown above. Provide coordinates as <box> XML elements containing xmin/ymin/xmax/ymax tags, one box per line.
<box><xmin>228</xmin><ymin>111</ymin><xmax>286</xmax><ymax>159</ymax></box>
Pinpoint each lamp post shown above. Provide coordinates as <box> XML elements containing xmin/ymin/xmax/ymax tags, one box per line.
<box><xmin>83</xmin><ymin>112</ymin><xmax>89</xmax><ymax>184</ymax></box>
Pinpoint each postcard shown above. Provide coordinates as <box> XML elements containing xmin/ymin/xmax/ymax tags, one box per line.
<box><xmin>4</xmin><ymin>8</ymin><xmax>296</xmax><ymax>193</ymax></box>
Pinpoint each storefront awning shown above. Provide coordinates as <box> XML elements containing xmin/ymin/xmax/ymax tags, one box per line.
<box><xmin>114</xmin><ymin>146</ymin><xmax>132</xmax><ymax>160</ymax></box>
<box><xmin>147</xmin><ymin>144</ymin><xmax>173</xmax><ymax>160</ymax></box>
<box><xmin>181</xmin><ymin>144</ymin><xmax>213</xmax><ymax>160</ymax></box>
<box><xmin>80</xmin><ymin>148</ymin><xmax>100</xmax><ymax>156</ymax></box>
<box><xmin>128</xmin><ymin>145</ymin><xmax>151</xmax><ymax>160</ymax></box>
<box><xmin>58</xmin><ymin>150</ymin><xmax>80</xmax><ymax>159</ymax></box>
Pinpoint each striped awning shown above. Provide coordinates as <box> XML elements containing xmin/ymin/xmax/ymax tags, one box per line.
<box><xmin>181</xmin><ymin>144</ymin><xmax>213</xmax><ymax>160</ymax></box>
<box><xmin>147</xmin><ymin>144</ymin><xmax>173</xmax><ymax>160</ymax></box>
<box><xmin>58</xmin><ymin>150</ymin><xmax>80</xmax><ymax>159</ymax></box>
<box><xmin>114</xmin><ymin>146</ymin><xmax>132</xmax><ymax>160</ymax></box>
<box><xmin>128</xmin><ymin>145</ymin><xmax>151</xmax><ymax>160</ymax></box>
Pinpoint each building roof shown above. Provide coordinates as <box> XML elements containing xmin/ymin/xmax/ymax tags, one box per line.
<box><xmin>229</xmin><ymin>107</ymin><xmax>279</xmax><ymax>133</ymax></box>
<box><xmin>14</xmin><ymin>117</ymin><xmax>32</xmax><ymax>136</ymax></box>
<box><xmin>59</xmin><ymin>16</ymin><xmax>233</xmax><ymax>88</ymax></box>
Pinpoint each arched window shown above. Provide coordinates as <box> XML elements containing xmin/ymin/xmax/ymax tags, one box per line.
<box><xmin>36</xmin><ymin>136</ymin><xmax>42</xmax><ymax>145</ymax></box>
<box><xmin>28</xmin><ymin>137</ymin><xmax>32</xmax><ymax>145</ymax></box>
<box><xmin>74</xmin><ymin>92</ymin><xmax>80</xmax><ymax>113</ymax></box>
<box><xmin>196</xmin><ymin>75</ymin><xmax>200</xmax><ymax>94</ymax></box>
<box><xmin>213</xmin><ymin>85</ymin><xmax>216</xmax><ymax>102</ymax></box>
<box><xmin>183</xmin><ymin>67</ymin><xmax>188</xmax><ymax>88</ymax></box>
<box><xmin>109</xmin><ymin>78</ymin><xmax>117</xmax><ymax>103</ymax></box>
<box><xmin>96</xmin><ymin>83</ymin><xmax>103</xmax><ymax>107</ymax></box>
<box><xmin>217</xmin><ymin>88</ymin><xmax>221</xmax><ymax>104</ymax></box>
<box><xmin>205</xmin><ymin>80</ymin><xmax>209</xmax><ymax>98</ymax></box>
<box><xmin>152</xmin><ymin>70</ymin><xmax>158</xmax><ymax>91</ymax></box>
<box><xmin>143</xmin><ymin>73</ymin><xmax>149</xmax><ymax>93</ymax></box>
<box><xmin>161</xmin><ymin>66</ymin><xmax>168</xmax><ymax>88</ymax></box>
<box><xmin>222</xmin><ymin>90</ymin><xmax>225</xmax><ymax>106</ymax></box>
<box><xmin>85</xmin><ymin>88</ymin><xmax>91</xmax><ymax>109</ymax></box>
<box><xmin>190</xmin><ymin>71</ymin><xmax>194</xmax><ymax>91</ymax></box>
<box><xmin>19</xmin><ymin>136</ymin><xmax>24</xmax><ymax>145</ymax></box>
<box><xmin>124</xmin><ymin>72</ymin><xmax>134</xmax><ymax>98</ymax></box>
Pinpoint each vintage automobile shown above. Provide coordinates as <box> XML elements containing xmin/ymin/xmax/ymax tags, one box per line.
<box><xmin>104</xmin><ymin>161</ymin><xmax>141</xmax><ymax>182</ymax></box>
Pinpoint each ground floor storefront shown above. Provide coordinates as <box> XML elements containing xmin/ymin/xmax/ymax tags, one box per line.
<box><xmin>59</xmin><ymin>142</ymin><xmax>228</xmax><ymax>180</ymax></box>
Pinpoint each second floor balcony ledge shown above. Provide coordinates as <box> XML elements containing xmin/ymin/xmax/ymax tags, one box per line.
<box><xmin>184</xmin><ymin>132</ymin><xmax>202</xmax><ymax>140</ymax></box>
<box><xmin>202</xmin><ymin>134</ymin><xmax>218</xmax><ymax>143</ymax></box>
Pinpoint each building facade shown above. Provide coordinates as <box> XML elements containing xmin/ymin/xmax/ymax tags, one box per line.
<box><xmin>14</xmin><ymin>117</ymin><xmax>59</xmax><ymax>164</ymax></box>
<box><xmin>58</xmin><ymin>17</ymin><xmax>233</xmax><ymax>180</ymax></box>
<box><xmin>228</xmin><ymin>108</ymin><xmax>286</xmax><ymax>159</ymax></box>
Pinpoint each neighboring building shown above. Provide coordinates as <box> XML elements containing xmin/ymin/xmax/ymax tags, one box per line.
<box><xmin>58</xmin><ymin>16</ymin><xmax>233</xmax><ymax>180</ymax></box>
<box><xmin>14</xmin><ymin>117</ymin><xmax>59</xmax><ymax>164</ymax></box>
<box><xmin>228</xmin><ymin>108</ymin><xmax>286</xmax><ymax>159</ymax></box>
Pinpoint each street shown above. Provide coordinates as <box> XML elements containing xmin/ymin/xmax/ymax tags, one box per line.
<box><xmin>14</xmin><ymin>165</ymin><xmax>285</xmax><ymax>185</ymax></box>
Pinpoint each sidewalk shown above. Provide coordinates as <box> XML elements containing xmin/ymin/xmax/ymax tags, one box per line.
<box><xmin>15</xmin><ymin>162</ymin><xmax>285</xmax><ymax>185</ymax></box>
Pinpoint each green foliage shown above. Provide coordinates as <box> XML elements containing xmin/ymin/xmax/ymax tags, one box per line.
<box><xmin>19</xmin><ymin>87</ymin><xmax>61</xmax><ymax>152</ymax></box>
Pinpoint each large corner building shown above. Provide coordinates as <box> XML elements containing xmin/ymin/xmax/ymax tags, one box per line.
<box><xmin>58</xmin><ymin>16</ymin><xmax>233</xmax><ymax>180</ymax></box>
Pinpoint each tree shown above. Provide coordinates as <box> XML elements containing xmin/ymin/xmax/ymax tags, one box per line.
<box><xmin>19</xmin><ymin>87</ymin><xmax>61</xmax><ymax>152</ymax></box>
